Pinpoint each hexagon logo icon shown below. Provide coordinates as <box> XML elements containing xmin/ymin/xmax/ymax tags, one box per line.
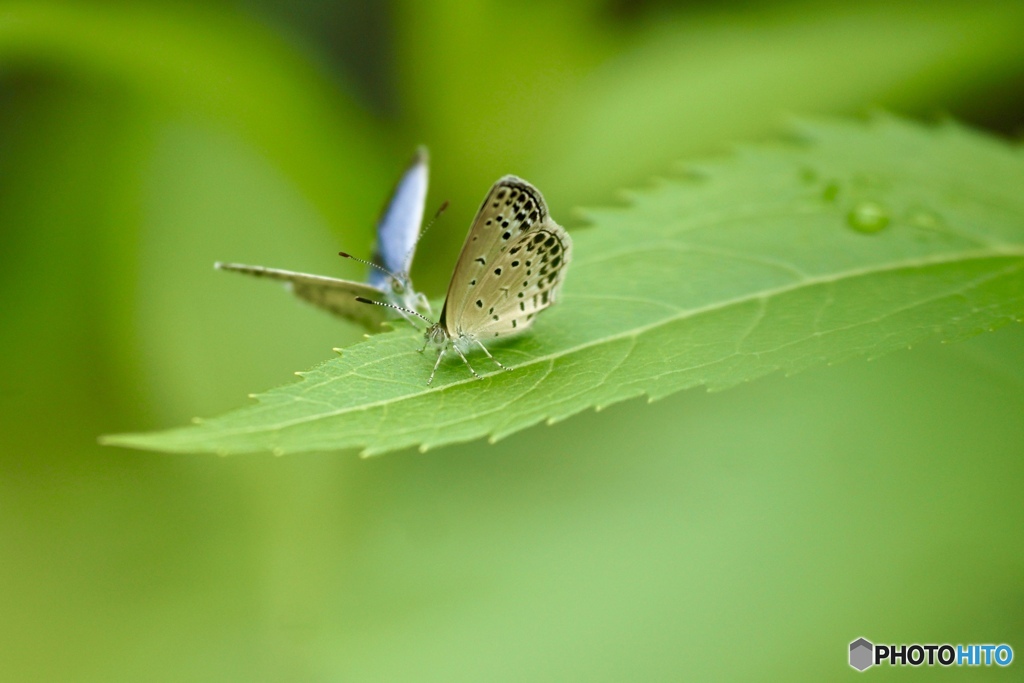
<box><xmin>850</xmin><ymin>638</ymin><xmax>874</xmax><ymax>671</ymax></box>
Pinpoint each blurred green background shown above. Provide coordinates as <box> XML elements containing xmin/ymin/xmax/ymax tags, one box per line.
<box><xmin>2</xmin><ymin>0</ymin><xmax>1023</xmax><ymax>680</ymax></box>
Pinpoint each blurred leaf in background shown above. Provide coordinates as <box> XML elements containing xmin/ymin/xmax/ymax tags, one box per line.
<box><xmin>1</xmin><ymin>0</ymin><xmax>1022</xmax><ymax>681</ymax></box>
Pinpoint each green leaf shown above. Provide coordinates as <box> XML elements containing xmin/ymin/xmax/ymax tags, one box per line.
<box><xmin>103</xmin><ymin>116</ymin><xmax>1024</xmax><ymax>456</ymax></box>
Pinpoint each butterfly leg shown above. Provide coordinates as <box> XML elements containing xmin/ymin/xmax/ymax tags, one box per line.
<box><xmin>473</xmin><ymin>339</ymin><xmax>512</xmax><ymax>372</ymax></box>
<box><xmin>427</xmin><ymin>347</ymin><xmax>446</xmax><ymax>385</ymax></box>
<box><xmin>451</xmin><ymin>344</ymin><xmax>481</xmax><ymax>381</ymax></box>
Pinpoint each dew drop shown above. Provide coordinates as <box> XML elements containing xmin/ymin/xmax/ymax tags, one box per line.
<box><xmin>847</xmin><ymin>201</ymin><xmax>890</xmax><ymax>233</ymax></box>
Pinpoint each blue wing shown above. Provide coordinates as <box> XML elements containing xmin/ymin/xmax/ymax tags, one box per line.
<box><xmin>369</xmin><ymin>147</ymin><xmax>428</xmax><ymax>289</ymax></box>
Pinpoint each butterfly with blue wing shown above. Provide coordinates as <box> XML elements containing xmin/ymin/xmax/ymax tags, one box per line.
<box><xmin>216</xmin><ymin>147</ymin><xmax>432</xmax><ymax>330</ymax></box>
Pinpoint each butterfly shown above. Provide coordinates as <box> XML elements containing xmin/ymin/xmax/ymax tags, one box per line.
<box><xmin>358</xmin><ymin>175</ymin><xmax>572</xmax><ymax>384</ymax></box>
<box><xmin>215</xmin><ymin>147</ymin><xmax>432</xmax><ymax>330</ymax></box>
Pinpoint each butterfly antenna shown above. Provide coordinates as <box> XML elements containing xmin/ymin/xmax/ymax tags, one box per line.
<box><xmin>354</xmin><ymin>297</ymin><xmax>434</xmax><ymax>328</ymax></box>
<box><xmin>403</xmin><ymin>200</ymin><xmax>449</xmax><ymax>266</ymax></box>
<box><xmin>339</xmin><ymin>251</ymin><xmax>401</xmax><ymax>282</ymax></box>
<box><xmin>420</xmin><ymin>200</ymin><xmax>449</xmax><ymax>241</ymax></box>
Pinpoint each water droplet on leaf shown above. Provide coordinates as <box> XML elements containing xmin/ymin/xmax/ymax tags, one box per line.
<box><xmin>847</xmin><ymin>201</ymin><xmax>890</xmax><ymax>233</ymax></box>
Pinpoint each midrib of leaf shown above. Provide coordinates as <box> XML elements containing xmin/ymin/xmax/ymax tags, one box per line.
<box><xmin>103</xmin><ymin>116</ymin><xmax>1024</xmax><ymax>456</ymax></box>
<box><xmin>177</xmin><ymin>249</ymin><xmax>1023</xmax><ymax>439</ymax></box>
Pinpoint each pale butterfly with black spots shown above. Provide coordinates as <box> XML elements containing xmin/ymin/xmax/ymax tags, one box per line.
<box><xmin>359</xmin><ymin>175</ymin><xmax>572</xmax><ymax>384</ymax></box>
<box><xmin>216</xmin><ymin>147</ymin><xmax>432</xmax><ymax>330</ymax></box>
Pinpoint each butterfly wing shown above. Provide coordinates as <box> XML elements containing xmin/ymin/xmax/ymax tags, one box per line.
<box><xmin>215</xmin><ymin>263</ymin><xmax>389</xmax><ymax>330</ymax></box>
<box><xmin>216</xmin><ymin>149</ymin><xmax>429</xmax><ymax>329</ymax></box>
<box><xmin>368</xmin><ymin>147</ymin><xmax>428</xmax><ymax>291</ymax></box>
<box><xmin>439</xmin><ymin>176</ymin><xmax>572</xmax><ymax>338</ymax></box>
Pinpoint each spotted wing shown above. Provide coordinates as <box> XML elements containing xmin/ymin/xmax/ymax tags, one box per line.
<box><xmin>439</xmin><ymin>176</ymin><xmax>572</xmax><ymax>338</ymax></box>
<box><xmin>215</xmin><ymin>262</ymin><xmax>389</xmax><ymax>330</ymax></box>
<box><xmin>368</xmin><ymin>147</ymin><xmax>428</xmax><ymax>290</ymax></box>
